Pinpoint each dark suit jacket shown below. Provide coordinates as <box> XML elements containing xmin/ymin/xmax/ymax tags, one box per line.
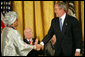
<box><xmin>42</xmin><ymin>14</ymin><xmax>82</xmax><ymax>56</ymax></box>
<box><xmin>24</xmin><ymin>38</ymin><xmax>36</xmax><ymax>44</ymax></box>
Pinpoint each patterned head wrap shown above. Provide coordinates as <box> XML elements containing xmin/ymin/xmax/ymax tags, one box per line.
<box><xmin>3</xmin><ymin>11</ymin><xmax>18</xmax><ymax>26</ymax></box>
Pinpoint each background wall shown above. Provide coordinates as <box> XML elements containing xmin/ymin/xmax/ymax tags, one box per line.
<box><xmin>12</xmin><ymin>1</ymin><xmax>84</xmax><ymax>42</ymax></box>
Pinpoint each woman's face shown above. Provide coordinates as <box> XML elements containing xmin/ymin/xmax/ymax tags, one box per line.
<box><xmin>13</xmin><ymin>19</ymin><xmax>18</xmax><ymax>27</ymax></box>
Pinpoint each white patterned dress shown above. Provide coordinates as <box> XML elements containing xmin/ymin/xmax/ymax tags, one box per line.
<box><xmin>2</xmin><ymin>27</ymin><xmax>35</xmax><ymax>56</ymax></box>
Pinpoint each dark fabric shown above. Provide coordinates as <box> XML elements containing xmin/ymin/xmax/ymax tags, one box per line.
<box><xmin>24</xmin><ymin>38</ymin><xmax>44</xmax><ymax>56</ymax></box>
<box><xmin>42</xmin><ymin>14</ymin><xmax>82</xmax><ymax>56</ymax></box>
<box><xmin>27</xmin><ymin>49</ymin><xmax>43</xmax><ymax>56</ymax></box>
<box><xmin>44</xmin><ymin>41</ymin><xmax>55</xmax><ymax>56</ymax></box>
<box><xmin>24</xmin><ymin>38</ymin><xmax>40</xmax><ymax>44</ymax></box>
<box><xmin>24</xmin><ymin>39</ymin><xmax>30</xmax><ymax>44</ymax></box>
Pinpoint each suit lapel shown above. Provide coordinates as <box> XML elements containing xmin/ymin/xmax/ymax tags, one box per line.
<box><xmin>55</xmin><ymin>17</ymin><xmax>60</xmax><ymax>32</ymax></box>
<box><xmin>55</xmin><ymin>16</ymin><xmax>68</xmax><ymax>33</ymax></box>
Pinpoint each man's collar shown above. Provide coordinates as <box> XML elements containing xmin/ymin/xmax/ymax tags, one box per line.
<box><xmin>27</xmin><ymin>38</ymin><xmax>32</xmax><ymax>41</ymax></box>
<box><xmin>60</xmin><ymin>13</ymin><xmax>66</xmax><ymax>19</ymax></box>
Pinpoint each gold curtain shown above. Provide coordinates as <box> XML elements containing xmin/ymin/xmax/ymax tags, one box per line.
<box><xmin>13</xmin><ymin>1</ymin><xmax>23</xmax><ymax>37</ymax></box>
<box><xmin>24</xmin><ymin>1</ymin><xmax>35</xmax><ymax>38</ymax></box>
<box><xmin>74</xmin><ymin>1</ymin><xmax>84</xmax><ymax>41</ymax></box>
<box><xmin>80</xmin><ymin>1</ymin><xmax>84</xmax><ymax>41</ymax></box>
<box><xmin>12</xmin><ymin>1</ymin><xmax>84</xmax><ymax>42</ymax></box>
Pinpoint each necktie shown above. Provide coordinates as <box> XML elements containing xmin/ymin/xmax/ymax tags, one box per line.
<box><xmin>59</xmin><ymin>18</ymin><xmax>62</xmax><ymax>31</ymax></box>
<box><xmin>29</xmin><ymin>40</ymin><xmax>31</xmax><ymax>44</ymax></box>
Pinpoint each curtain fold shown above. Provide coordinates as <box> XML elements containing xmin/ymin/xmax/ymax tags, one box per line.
<box><xmin>13</xmin><ymin>1</ymin><xmax>23</xmax><ymax>37</ymax></box>
<box><xmin>80</xmin><ymin>1</ymin><xmax>84</xmax><ymax>41</ymax></box>
<box><xmin>12</xmin><ymin>1</ymin><xmax>84</xmax><ymax>42</ymax></box>
<box><xmin>34</xmin><ymin>1</ymin><xmax>44</xmax><ymax>41</ymax></box>
<box><xmin>42</xmin><ymin>1</ymin><xmax>54</xmax><ymax>36</ymax></box>
<box><xmin>24</xmin><ymin>1</ymin><xmax>35</xmax><ymax>38</ymax></box>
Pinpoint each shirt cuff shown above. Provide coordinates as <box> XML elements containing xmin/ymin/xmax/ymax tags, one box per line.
<box><xmin>40</xmin><ymin>42</ymin><xmax>44</xmax><ymax>46</ymax></box>
<box><xmin>76</xmin><ymin>49</ymin><xmax>81</xmax><ymax>52</ymax></box>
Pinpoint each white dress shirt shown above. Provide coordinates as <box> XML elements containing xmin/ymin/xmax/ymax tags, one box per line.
<box><xmin>60</xmin><ymin>13</ymin><xmax>66</xmax><ymax>26</ymax></box>
<box><xmin>27</xmin><ymin>38</ymin><xmax>33</xmax><ymax>42</ymax></box>
<box><xmin>40</xmin><ymin>13</ymin><xmax>80</xmax><ymax>52</ymax></box>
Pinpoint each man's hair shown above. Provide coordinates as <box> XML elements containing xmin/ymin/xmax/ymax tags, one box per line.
<box><xmin>55</xmin><ymin>2</ymin><xmax>67</xmax><ymax>12</ymax></box>
<box><xmin>24</xmin><ymin>28</ymin><xmax>32</xmax><ymax>34</ymax></box>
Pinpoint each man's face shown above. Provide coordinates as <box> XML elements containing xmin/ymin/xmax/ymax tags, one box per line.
<box><xmin>24</xmin><ymin>28</ymin><xmax>33</xmax><ymax>39</ymax></box>
<box><xmin>54</xmin><ymin>5</ymin><xmax>63</xmax><ymax>17</ymax></box>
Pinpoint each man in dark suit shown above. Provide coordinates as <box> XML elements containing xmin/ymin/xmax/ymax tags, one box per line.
<box><xmin>24</xmin><ymin>28</ymin><xmax>43</xmax><ymax>56</ymax></box>
<box><xmin>24</xmin><ymin>38</ymin><xmax>43</xmax><ymax>56</ymax></box>
<box><xmin>38</xmin><ymin>2</ymin><xmax>82</xmax><ymax>56</ymax></box>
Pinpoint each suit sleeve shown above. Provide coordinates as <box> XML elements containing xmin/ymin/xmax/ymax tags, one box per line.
<box><xmin>42</xmin><ymin>19</ymin><xmax>54</xmax><ymax>45</ymax></box>
<box><xmin>71</xmin><ymin>17</ymin><xmax>82</xmax><ymax>49</ymax></box>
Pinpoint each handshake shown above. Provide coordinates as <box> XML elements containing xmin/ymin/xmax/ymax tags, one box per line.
<box><xmin>35</xmin><ymin>44</ymin><xmax>43</xmax><ymax>51</ymax></box>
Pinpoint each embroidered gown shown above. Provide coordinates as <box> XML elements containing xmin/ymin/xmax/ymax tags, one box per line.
<box><xmin>2</xmin><ymin>27</ymin><xmax>35</xmax><ymax>56</ymax></box>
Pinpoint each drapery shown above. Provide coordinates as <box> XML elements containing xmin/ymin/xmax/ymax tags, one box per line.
<box><xmin>12</xmin><ymin>1</ymin><xmax>84</xmax><ymax>42</ymax></box>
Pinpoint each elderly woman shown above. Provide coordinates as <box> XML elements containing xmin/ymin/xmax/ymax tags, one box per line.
<box><xmin>2</xmin><ymin>11</ymin><xmax>40</xmax><ymax>56</ymax></box>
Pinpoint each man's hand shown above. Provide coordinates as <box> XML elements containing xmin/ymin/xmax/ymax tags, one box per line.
<box><xmin>75</xmin><ymin>52</ymin><xmax>80</xmax><ymax>56</ymax></box>
<box><xmin>34</xmin><ymin>38</ymin><xmax>38</xmax><ymax>45</ymax></box>
<box><xmin>35</xmin><ymin>44</ymin><xmax>43</xmax><ymax>51</ymax></box>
